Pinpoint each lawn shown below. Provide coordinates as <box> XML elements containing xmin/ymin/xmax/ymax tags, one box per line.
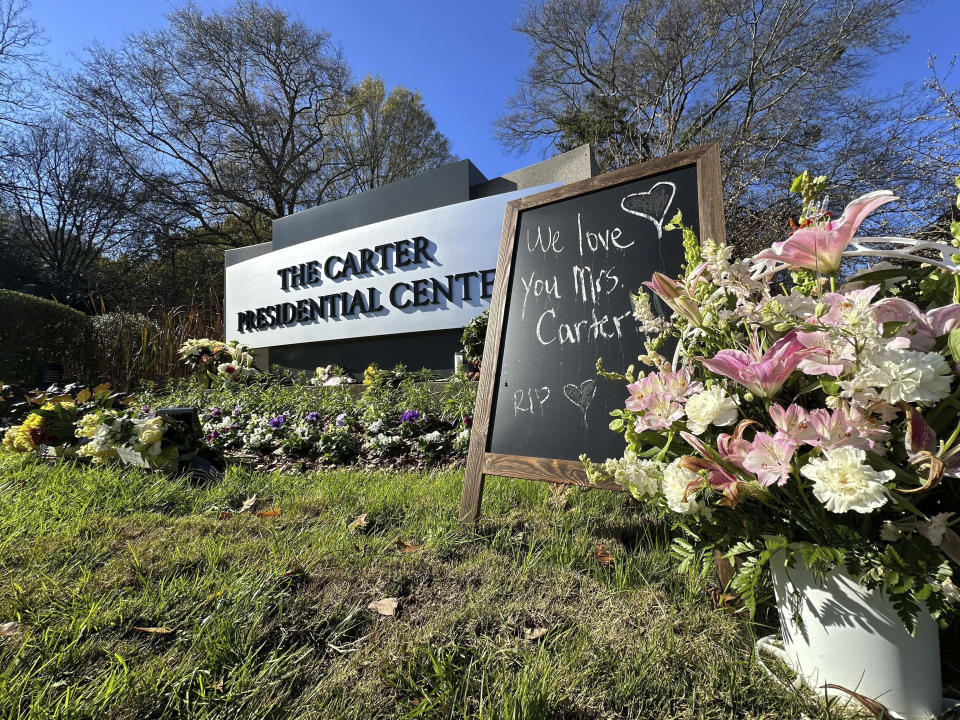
<box><xmin>0</xmin><ymin>454</ymin><xmax>878</xmax><ymax>719</ymax></box>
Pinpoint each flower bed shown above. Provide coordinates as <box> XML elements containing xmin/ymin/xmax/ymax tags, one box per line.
<box><xmin>138</xmin><ymin>364</ymin><xmax>477</xmax><ymax>471</ymax></box>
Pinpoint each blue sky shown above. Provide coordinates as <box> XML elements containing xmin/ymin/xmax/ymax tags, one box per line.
<box><xmin>29</xmin><ymin>0</ymin><xmax>960</xmax><ymax>181</ymax></box>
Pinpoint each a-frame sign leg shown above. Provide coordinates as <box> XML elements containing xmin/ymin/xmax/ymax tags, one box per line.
<box><xmin>459</xmin><ymin>458</ymin><xmax>486</xmax><ymax>524</ymax></box>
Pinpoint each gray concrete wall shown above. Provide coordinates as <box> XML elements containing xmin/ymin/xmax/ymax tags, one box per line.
<box><xmin>471</xmin><ymin>145</ymin><xmax>597</xmax><ymax>198</ymax></box>
<box><xmin>271</xmin><ymin>160</ymin><xmax>485</xmax><ymax>251</ymax></box>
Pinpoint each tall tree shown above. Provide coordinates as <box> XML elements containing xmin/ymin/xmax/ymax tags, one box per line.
<box><xmin>497</xmin><ymin>0</ymin><xmax>950</xmax><ymax>254</ymax></box>
<box><xmin>60</xmin><ymin>1</ymin><xmax>351</xmax><ymax>247</ymax></box>
<box><xmin>0</xmin><ymin>0</ymin><xmax>42</xmax><ymax>130</ymax></box>
<box><xmin>4</xmin><ymin>119</ymin><xmax>143</xmax><ymax>301</ymax></box>
<box><xmin>331</xmin><ymin>75</ymin><xmax>456</xmax><ymax>194</ymax></box>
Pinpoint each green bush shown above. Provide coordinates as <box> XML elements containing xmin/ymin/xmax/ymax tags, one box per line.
<box><xmin>0</xmin><ymin>290</ymin><xmax>93</xmax><ymax>386</ymax></box>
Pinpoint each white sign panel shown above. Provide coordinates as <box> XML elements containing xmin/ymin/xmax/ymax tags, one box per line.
<box><xmin>226</xmin><ymin>185</ymin><xmax>556</xmax><ymax>348</ymax></box>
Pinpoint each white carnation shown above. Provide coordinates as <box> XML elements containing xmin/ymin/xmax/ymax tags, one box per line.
<box><xmin>800</xmin><ymin>446</ymin><xmax>893</xmax><ymax>514</ymax></box>
<box><xmin>861</xmin><ymin>348</ymin><xmax>953</xmax><ymax>406</ymax></box>
<box><xmin>684</xmin><ymin>386</ymin><xmax>738</xmax><ymax>434</ymax></box>
<box><xmin>661</xmin><ymin>460</ymin><xmax>705</xmax><ymax>515</ymax></box>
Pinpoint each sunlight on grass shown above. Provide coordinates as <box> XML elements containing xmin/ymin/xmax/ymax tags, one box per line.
<box><xmin>0</xmin><ymin>454</ymin><xmax>863</xmax><ymax>719</ymax></box>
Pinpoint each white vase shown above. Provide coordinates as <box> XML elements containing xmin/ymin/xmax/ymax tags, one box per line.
<box><xmin>770</xmin><ymin>553</ymin><xmax>942</xmax><ymax>720</ymax></box>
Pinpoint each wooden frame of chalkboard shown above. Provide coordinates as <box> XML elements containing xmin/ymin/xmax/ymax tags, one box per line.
<box><xmin>459</xmin><ymin>143</ymin><xmax>725</xmax><ymax>523</ymax></box>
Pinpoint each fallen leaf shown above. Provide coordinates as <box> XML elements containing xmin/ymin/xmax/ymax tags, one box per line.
<box><xmin>523</xmin><ymin>627</ymin><xmax>548</xmax><ymax>641</ymax></box>
<box><xmin>219</xmin><ymin>512</ymin><xmax>234</xmax><ymax>520</ymax></box>
<box><xmin>0</xmin><ymin>621</ymin><xmax>19</xmax><ymax>636</ymax></box>
<box><xmin>590</xmin><ymin>543</ymin><xmax>616</xmax><ymax>566</ymax></box>
<box><xmin>256</xmin><ymin>508</ymin><xmax>281</xmax><ymax>518</ymax></box>
<box><xmin>393</xmin><ymin>537</ymin><xmax>421</xmax><ymax>553</ymax></box>
<box><xmin>239</xmin><ymin>494</ymin><xmax>257</xmax><ymax>513</ymax></box>
<box><xmin>133</xmin><ymin>626</ymin><xmax>173</xmax><ymax>635</ymax></box>
<box><xmin>823</xmin><ymin>684</ymin><xmax>894</xmax><ymax>720</ymax></box>
<box><xmin>367</xmin><ymin>597</ymin><xmax>399</xmax><ymax>616</ymax></box>
<box><xmin>708</xmin><ymin>587</ymin><xmax>740</xmax><ymax>609</ymax></box>
<box><xmin>347</xmin><ymin>513</ymin><xmax>368</xmax><ymax>534</ymax></box>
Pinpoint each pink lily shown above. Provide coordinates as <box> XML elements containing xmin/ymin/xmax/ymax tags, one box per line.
<box><xmin>903</xmin><ymin>404</ymin><xmax>960</xmax><ymax>484</ymax></box>
<box><xmin>795</xmin><ymin>331</ymin><xmax>854</xmax><ymax>377</ymax></box>
<box><xmin>874</xmin><ymin>297</ymin><xmax>960</xmax><ymax>351</ymax></box>
<box><xmin>679</xmin><ymin>430</ymin><xmax>748</xmax><ymax>506</ymax></box>
<box><xmin>769</xmin><ymin>404</ymin><xmax>818</xmax><ymax>445</ymax></box>
<box><xmin>806</xmin><ymin>406</ymin><xmax>889</xmax><ymax>451</ymax></box>
<box><xmin>699</xmin><ymin>331</ymin><xmax>808</xmax><ymax>398</ymax></box>
<box><xmin>752</xmin><ymin>191</ymin><xmax>898</xmax><ymax>275</ymax></box>
<box><xmin>643</xmin><ymin>272</ymin><xmax>702</xmax><ymax>326</ymax></box>
<box><xmin>742</xmin><ymin>432</ymin><xmax>799</xmax><ymax>487</ymax></box>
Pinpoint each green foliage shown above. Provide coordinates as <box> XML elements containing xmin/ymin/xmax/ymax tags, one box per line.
<box><xmin>663</xmin><ymin>210</ymin><xmax>702</xmax><ymax>272</ymax></box>
<box><xmin>0</xmin><ymin>290</ymin><xmax>93</xmax><ymax>385</ymax></box>
<box><xmin>460</xmin><ymin>310</ymin><xmax>488</xmax><ymax>366</ymax></box>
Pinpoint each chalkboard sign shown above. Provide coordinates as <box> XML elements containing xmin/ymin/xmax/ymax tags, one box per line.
<box><xmin>460</xmin><ymin>144</ymin><xmax>725</xmax><ymax>522</ymax></box>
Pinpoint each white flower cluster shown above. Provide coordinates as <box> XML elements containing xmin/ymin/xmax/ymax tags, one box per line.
<box><xmin>684</xmin><ymin>386</ymin><xmax>738</xmax><ymax>435</ymax></box>
<box><xmin>860</xmin><ymin>347</ymin><xmax>953</xmax><ymax>406</ymax></box>
<box><xmin>75</xmin><ymin>412</ymin><xmax>169</xmax><ymax>469</ymax></box>
<box><xmin>309</xmin><ymin>365</ymin><xmax>358</xmax><ymax>386</ymax></box>
<box><xmin>453</xmin><ymin>428</ymin><xmax>471</xmax><ymax>453</ymax></box>
<box><xmin>800</xmin><ymin>446</ymin><xmax>893</xmax><ymax>514</ymax></box>
<box><xmin>367</xmin><ymin>433</ymin><xmax>406</xmax><ymax>458</ymax></box>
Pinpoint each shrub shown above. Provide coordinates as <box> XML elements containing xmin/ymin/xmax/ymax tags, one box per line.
<box><xmin>0</xmin><ymin>290</ymin><xmax>93</xmax><ymax>386</ymax></box>
<box><xmin>461</xmin><ymin>310</ymin><xmax>488</xmax><ymax>365</ymax></box>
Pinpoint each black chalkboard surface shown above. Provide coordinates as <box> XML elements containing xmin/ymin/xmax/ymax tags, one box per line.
<box><xmin>460</xmin><ymin>144</ymin><xmax>725</xmax><ymax>522</ymax></box>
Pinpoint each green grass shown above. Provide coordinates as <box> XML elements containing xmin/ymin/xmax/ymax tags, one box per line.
<box><xmin>0</xmin><ymin>455</ymin><xmax>873</xmax><ymax>719</ymax></box>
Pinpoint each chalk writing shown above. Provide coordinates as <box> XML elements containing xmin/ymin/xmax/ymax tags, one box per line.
<box><xmin>513</xmin><ymin>386</ymin><xmax>551</xmax><ymax>416</ymax></box>
<box><xmin>520</xmin><ymin>270</ymin><xmax>561</xmax><ymax>320</ymax></box>
<box><xmin>571</xmin><ymin>265</ymin><xmax>619</xmax><ymax>304</ymax></box>
<box><xmin>620</xmin><ymin>182</ymin><xmax>676</xmax><ymax>238</ymax></box>
<box><xmin>562</xmin><ymin>379</ymin><xmax>597</xmax><ymax>428</ymax></box>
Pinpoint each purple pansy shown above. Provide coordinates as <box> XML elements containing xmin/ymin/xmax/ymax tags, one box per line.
<box><xmin>268</xmin><ymin>415</ymin><xmax>286</xmax><ymax>429</ymax></box>
<box><xmin>400</xmin><ymin>410</ymin><xmax>421</xmax><ymax>423</ymax></box>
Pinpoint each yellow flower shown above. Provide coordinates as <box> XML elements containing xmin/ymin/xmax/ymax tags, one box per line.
<box><xmin>137</xmin><ymin>416</ymin><xmax>164</xmax><ymax>447</ymax></box>
<box><xmin>75</xmin><ymin>413</ymin><xmax>101</xmax><ymax>438</ymax></box>
<box><xmin>3</xmin><ymin>414</ymin><xmax>43</xmax><ymax>453</ymax></box>
<box><xmin>3</xmin><ymin>426</ymin><xmax>20</xmax><ymax>451</ymax></box>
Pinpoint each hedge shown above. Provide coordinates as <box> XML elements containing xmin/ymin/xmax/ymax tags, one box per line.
<box><xmin>0</xmin><ymin>290</ymin><xmax>93</xmax><ymax>386</ymax></box>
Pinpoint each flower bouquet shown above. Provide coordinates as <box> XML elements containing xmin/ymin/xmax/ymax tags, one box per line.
<box><xmin>3</xmin><ymin>383</ymin><xmax>131</xmax><ymax>457</ymax></box>
<box><xmin>179</xmin><ymin>338</ymin><xmax>259</xmax><ymax>386</ymax></box>
<box><xmin>584</xmin><ymin>173</ymin><xmax>960</xmax><ymax>714</ymax></box>
<box><xmin>3</xmin><ymin>384</ymin><xmax>223</xmax><ymax>479</ymax></box>
<box><xmin>309</xmin><ymin>364</ymin><xmax>357</xmax><ymax>386</ymax></box>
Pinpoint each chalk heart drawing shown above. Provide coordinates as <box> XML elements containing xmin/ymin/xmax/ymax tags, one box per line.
<box><xmin>563</xmin><ymin>379</ymin><xmax>596</xmax><ymax>424</ymax></box>
<box><xmin>620</xmin><ymin>181</ymin><xmax>676</xmax><ymax>238</ymax></box>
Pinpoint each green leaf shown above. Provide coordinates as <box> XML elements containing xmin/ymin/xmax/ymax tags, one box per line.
<box><xmin>948</xmin><ymin>329</ymin><xmax>960</xmax><ymax>362</ymax></box>
<box><xmin>820</xmin><ymin>378</ymin><xmax>840</xmax><ymax>395</ymax></box>
<box><xmin>663</xmin><ymin>210</ymin><xmax>684</xmax><ymax>232</ymax></box>
<box><xmin>881</xmin><ymin>321</ymin><xmax>908</xmax><ymax>338</ymax></box>
<box><xmin>951</xmin><ymin>220</ymin><xmax>960</xmax><ymax>241</ymax></box>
